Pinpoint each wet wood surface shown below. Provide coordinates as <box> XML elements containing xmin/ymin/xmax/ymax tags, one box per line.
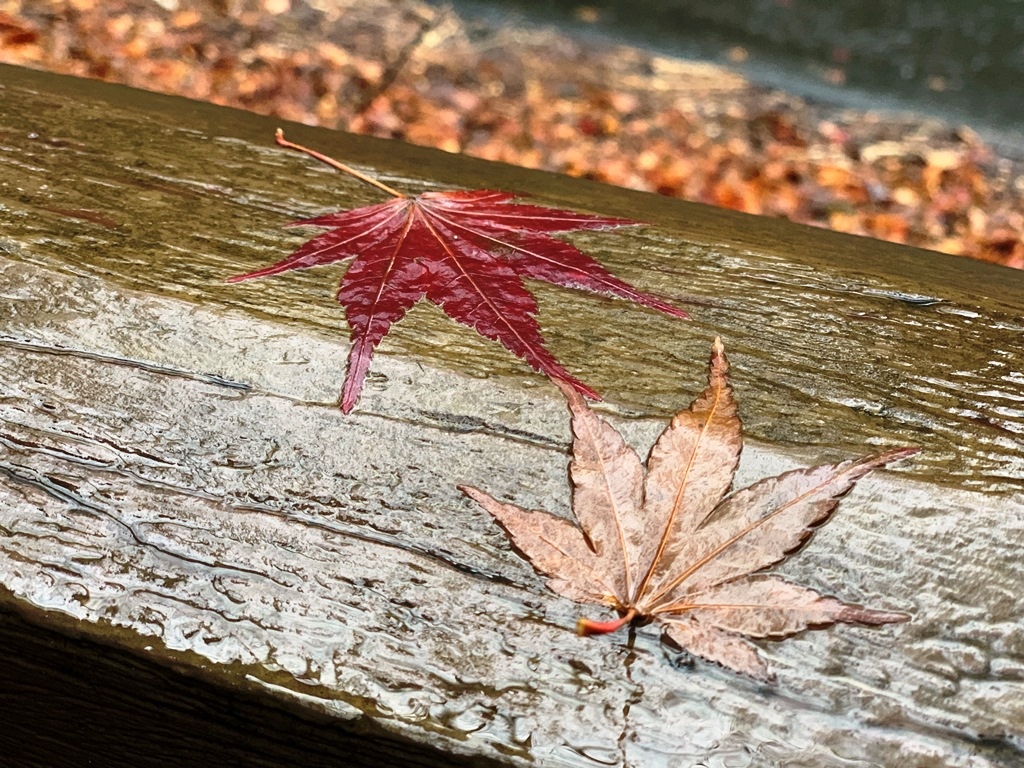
<box><xmin>1</xmin><ymin>64</ymin><xmax>1023</xmax><ymax>767</ymax></box>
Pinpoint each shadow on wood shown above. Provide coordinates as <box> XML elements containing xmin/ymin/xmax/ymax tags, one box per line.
<box><xmin>0</xmin><ymin>606</ymin><xmax>495</xmax><ymax>768</ymax></box>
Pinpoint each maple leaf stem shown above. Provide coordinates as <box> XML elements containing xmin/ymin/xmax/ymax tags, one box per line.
<box><xmin>275</xmin><ymin>128</ymin><xmax>407</xmax><ymax>199</ymax></box>
<box><xmin>577</xmin><ymin>607</ymin><xmax>638</xmax><ymax>637</ymax></box>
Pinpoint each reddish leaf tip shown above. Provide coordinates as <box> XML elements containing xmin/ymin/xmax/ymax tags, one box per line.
<box><xmin>569</xmin><ymin>378</ymin><xmax>602</xmax><ymax>402</ymax></box>
<box><xmin>549</xmin><ymin>374</ymin><xmax>601</xmax><ymax>403</ymax></box>
<box><xmin>551</xmin><ymin>377</ymin><xmax>601</xmax><ymax>420</ymax></box>
<box><xmin>225</xmin><ymin>265</ymin><xmax>278</xmax><ymax>283</ymax></box>
<box><xmin>339</xmin><ymin>384</ymin><xmax>360</xmax><ymax>413</ymax></box>
<box><xmin>457</xmin><ymin>484</ymin><xmax>493</xmax><ymax>504</ymax></box>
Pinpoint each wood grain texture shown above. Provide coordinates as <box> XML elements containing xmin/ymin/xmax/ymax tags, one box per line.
<box><xmin>1</xmin><ymin>64</ymin><xmax>1023</xmax><ymax>766</ymax></box>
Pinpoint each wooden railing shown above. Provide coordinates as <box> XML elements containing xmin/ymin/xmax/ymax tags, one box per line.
<box><xmin>2</xmin><ymin>63</ymin><xmax>1022</xmax><ymax>767</ymax></box>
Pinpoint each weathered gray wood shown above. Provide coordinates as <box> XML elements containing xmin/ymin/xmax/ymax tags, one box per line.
<box><xmin>1</xmin><ymin>63</ymin><xmax>1023</xmax><ymax>766</ymax></box>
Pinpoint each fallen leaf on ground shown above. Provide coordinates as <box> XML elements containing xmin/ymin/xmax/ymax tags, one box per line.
<box><xmin>229</xmin><ymin>130</ymin><xmax>688</xmax><ymax>412</ymax></box>
<box><xmin>460</xmin><ymin>338</ymin><xmax>915</xmax><ymax>680</ymax></box>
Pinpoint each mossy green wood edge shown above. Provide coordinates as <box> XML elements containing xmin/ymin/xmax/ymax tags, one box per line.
<box><xmin>0</xmin><ymin>64</ymin><xmax>1022</xmax><ymax>491</ymax></box>
<box><xmin>1</xmin><ymin>63</ymin><xmax>1024</xmax><ymax>766</ymax></box>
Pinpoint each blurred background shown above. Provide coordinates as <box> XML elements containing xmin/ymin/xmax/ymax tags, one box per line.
<box><xmin>485</xmin><ymin>0</ymin><xmax>1024</xmax><ymax>138</ymax></box>
<box><xmin>2</xmin><ymin>0</ymin><xmax>1023</xmax><ymax>268</ymax></box>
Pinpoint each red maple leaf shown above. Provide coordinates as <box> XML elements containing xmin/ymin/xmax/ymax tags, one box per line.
<box><xmin>229</xmin><ymin>130</ymin><xmax>688</xmax><ymax>412</ymax></box>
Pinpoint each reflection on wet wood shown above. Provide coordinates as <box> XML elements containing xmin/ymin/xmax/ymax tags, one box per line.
<box><xmin>1</xmin><ymin>64</ymin><xmax>1023</xmax><ymax>767</ymax></box>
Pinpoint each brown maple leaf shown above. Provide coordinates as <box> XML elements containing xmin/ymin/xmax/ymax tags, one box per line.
<box><xmin>460</xmin><ymin>338</ymin><xmax>915</xmax><ymax>680</ymax></box>
<box><xmin>229</xmin><ymin>130</ymin><xmax>687</xmax><ymax>412</ymax></box>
